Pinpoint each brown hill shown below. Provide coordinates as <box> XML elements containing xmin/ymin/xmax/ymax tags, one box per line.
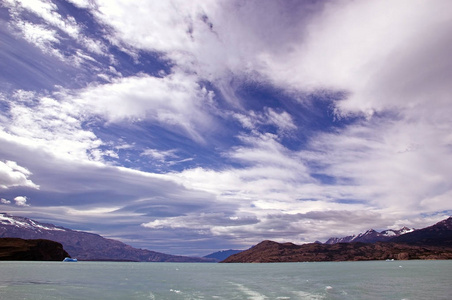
<box><xmin>0</xmin><ymin>238</ymin><xmax>69</xmax><ymax>261</ymax></box>
<box><xmin>222</xmin><ymin>240</ymin><xmax>452</xmax><ymax>263</ymax></box>
<box><xmin>223</xmin><ymin>216</ymin><xmax>452</xmax><ymax>263</ymax></box>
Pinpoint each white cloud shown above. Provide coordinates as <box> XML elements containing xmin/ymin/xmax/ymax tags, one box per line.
<box><xmin>14</xmin><ymin>20</ymin><xmax>64</xmax><ymax>59</ymax></box>
<box><xmin>58</xmin><ymin>0</ymin><xmax>451</xmax><ymax>119</ymax></box>
<box><xmin>171</xmin><ymin>131</ymin><xmax>313</xmax><ymax>196</ymax></box>
<box><xmin>66</xmin><ymin>206</ymin><xmax>122</xmax><ymax>216</ymax></box>
<box><xmin>65</xmin><ymin>0</ymin><xmax>94</xmax><ymax>9</ymax></box>
<box><xmin>6</xmin><ymin>0</ymin><xmax>78</xmax><ymax>40</ymax></box>
<box><xmin>0</xmin><ymin>70</ymin><xmax>217</xmax><ymax>168</ymax></box>
<box><xmin>91</xmin><ymin>0</ymin><xmax>452</xmax><ymax>123</ymax></box>
<box><xmin>0</xmin><ymin>160</ymin><xmax>39</xmax><ymax>189</ymax></box>
<box><xmin>93</xmin><ymin>0</ymin><xmax>202</xmax><ymax>53</ymax></box>
<box><xmin>265</xmin><ymin>108</ymin><xmax>297</xmax><ymax>134</ymax></box>
<box><xmin>304</xmin><ymin>117</ymin><xmax>452</xmax><ymax>216</ymax></box>
<box><xmin>14</xmin><ymin>196</ymin><xmax>29</xmax><ymax>206</ymax></box>
<box><xmin>91</xmin><ymin>0</ymin><xmax>325</xmax><ymax>104</ymax></box>
<box><xmin>73</xmin><ymin>72</ymin><xmax>216</xmax><ymax>142</ymax></box>
<box><xmin>141</xmin><ymin>149</ymin><xmax>177</xmax><ymax>162</ymax></box>
<box><xmin>1</xmin><ymin>198</ymin><xmax>12</xmax><ymax>204</ymax></box>
<box><xmin>233</xmin><ymin>108</ymin><xmax>297</xmax><ymax>136</ymax></box>
<box><xmin>240</xmin><ymin>0</ymin><xmax>452</xmax><ymax>158</ymax></box>
<box><xmin>160</xmin><ymin>131</ymin><xmax>355</xmax><ymax>243</ymax></box>
<box><xmin>2</xmin><ymin>92</ymin><xmax>102</xmax><ymax>162</ymax></box>
<box><xmin>4</xmin><ymin>0</ymin><xmax>107</xmax><ymax>63</ymax></box>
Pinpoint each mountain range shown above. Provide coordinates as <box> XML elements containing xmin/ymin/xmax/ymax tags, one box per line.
<box><xmin>391</xmin><ymin>217</ymin><xmax>452</xmax><ymax>247</ymax></box>
<box><xmin>205</xmin><ymin>226</ymin><xmax>418</xmax><ymax>261</ymax></box>
<box><xmin>223</xmin><ymin>217</ymin><xmax>452</xmax><ymax>263</ymax></box>
<box><xmin>324</xmin><ymin>227</ymin><xmax>414</xmax><ymax>244</ymax></box>
<box><xmin>0</xmin><ymin>213</ymin><xmax>212</xmax><ymax>262</ymax></box>
<box><xmin>2</xmin><ymin>212</ymin><xmax>451</xmax><ymax>262</ymax></box>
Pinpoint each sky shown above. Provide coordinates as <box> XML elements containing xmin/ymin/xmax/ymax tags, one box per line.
<box><xmin>0</xmin><ymin>0</ymin><xmax>451</xmax><ymax>257</ymax></box>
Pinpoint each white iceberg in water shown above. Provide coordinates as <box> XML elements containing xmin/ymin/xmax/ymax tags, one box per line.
<box><xmin>63</xmin><ymin>257</ymin><xmax>78</xmax><ymax>262</ymax></box>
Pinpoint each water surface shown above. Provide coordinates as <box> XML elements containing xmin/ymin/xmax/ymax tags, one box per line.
<box><xmin>0</xmin><ymin>260</ymin><xmax>450</xmax><ymax>299</ymax></box>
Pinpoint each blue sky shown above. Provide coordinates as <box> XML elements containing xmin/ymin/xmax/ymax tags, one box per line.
<box><xmin>1</xmin><ymin>0</ymin><xmax>451</xmax><ymax>256</ymax></box>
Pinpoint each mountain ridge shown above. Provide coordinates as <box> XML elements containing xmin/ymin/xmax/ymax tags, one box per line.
<box><xmin>325</xmin><ymin>227</ymin><xmax>414</xmax><ymax>244</ymax></box>
<box><xmin>391</xmin><ymin>216</ymin><xmax>452</xmax><ymax>247</ymax></box>
<box><xmin>0</xmin><ymin>213</ymin><xmax>212</xmax><ymax>262</ymax></box>
<box><xmin>223</xmin><ymin>217</ymin><xmax>452</xmax><ymax>263</ymax></box>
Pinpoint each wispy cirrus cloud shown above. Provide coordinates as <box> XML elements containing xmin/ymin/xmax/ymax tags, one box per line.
<box><xmin>304</xmin><ymin>117</ymin><xmax>452</xmax><ymax>215</ymax></box>
<box><xmin>4</xmin><ymin>0</ymin><xmax>106</xmax><ymax>56</ymax></box>
<box><xmin>90</xmin><ymin>0</ymin><xmax>327</xmax><ymax>103</ymax></box>
<box><xmin>1</xmin><ymin>90</ymin><xmax>102</xmax><ymax>162</ymax></box>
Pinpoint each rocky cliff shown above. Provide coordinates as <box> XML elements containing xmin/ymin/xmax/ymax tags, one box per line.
<box><xmin>0</xmin><ymin>238</ymin><xmax>69</xmax><ymax>261</ymax></box>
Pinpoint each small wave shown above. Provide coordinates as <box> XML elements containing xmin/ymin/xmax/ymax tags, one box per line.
<box><xmin>170</xmin><ymin>289</ymin><xmax>182</xmax><ymax>294</ymax></box>
<box><xmin>292</xmin><ymin>290</ymin><xmax>325</xmax><ymax>300</ymax></box>
<box><xmin>234</xmin><ymin>283</ymin><xmax>268</xmax><ymax>299</ymax></box>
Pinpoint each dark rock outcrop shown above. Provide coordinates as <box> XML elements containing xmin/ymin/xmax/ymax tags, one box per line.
<box><xmin>0</xmin><ymin>238</ymin><xmax>69</xmax><ymax>261</ymax></box>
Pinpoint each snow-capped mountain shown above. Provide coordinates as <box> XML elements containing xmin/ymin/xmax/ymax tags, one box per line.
<box><xmin>0</xmin><ymin>213</ymin><xmax>211</xmax><ymax>262</ymax></box>
<box><xmin>391</xmin><ymin>217</ymin><xmax>452</xmax><ymax>247</ymax></box>
<box><xmin>324</xmin><ymin>226</ymin><xmax>414</xmax><ymax>244</ymax></box>
<box><xmin>223</xmin><ymin>217</ymin><xmax>452</xmax><ymax>263</ymax></box>
<box><xmin>0</xmin><ymin>213</ymin><xmax>68</xmax><ymax>233</ymax></box>
<box><xmin>381</xmin><ymin>227</ymin><xmax>414</xmax><ymax>237</ymax></box>
<box><xmin>323</xmin><ymin>235</ymin><xmax>356</xmax><ymax>245</ymax></box>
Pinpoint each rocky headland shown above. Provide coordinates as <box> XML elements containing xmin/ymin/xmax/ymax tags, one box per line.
<box><xmin>0</xmin><ymin>238</ymin><xmax>69</xmax><ymax>261</ymax></box>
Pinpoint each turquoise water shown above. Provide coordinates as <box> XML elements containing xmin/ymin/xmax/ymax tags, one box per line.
<box><xmin>0</xmin><ymin>260</ymin><xmax>451</xmax><ymax>299</ymax></box>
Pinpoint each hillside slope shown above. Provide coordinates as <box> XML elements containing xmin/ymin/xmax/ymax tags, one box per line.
<box><xmin>0</xmin><ymin>213</ymin><xmax>210</xmax><ymax>262</ymax></box>
<box><xmin>391</xmin><ymin>217</ymin><xmax>452</xmax><ymax>247</ymax></box>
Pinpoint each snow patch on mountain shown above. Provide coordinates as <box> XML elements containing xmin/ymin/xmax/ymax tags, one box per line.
<box><xmin>0</xmin><ymin>213</ymin><xmax>66</xmax><ymax>232</ymax></box>
<box><xmin>325</xmin><ymin>226</ymin><xmax>415</xmax><ymax>244</ymax></box>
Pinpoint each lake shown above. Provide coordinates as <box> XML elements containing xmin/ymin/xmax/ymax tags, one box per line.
<box><xmin>0</xmin><ymin>260</ymin><xmax>451</xmax><ymax>299</ymax></box>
